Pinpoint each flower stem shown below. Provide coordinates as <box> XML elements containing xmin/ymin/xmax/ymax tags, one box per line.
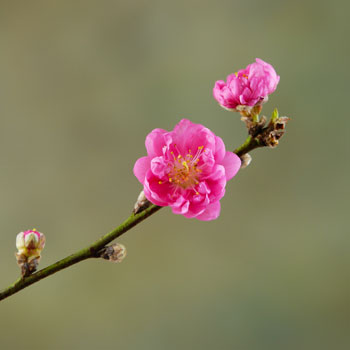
<box><xmin>0</xmin><ymin>136</ymin><xmax>263</xmax><ymax>302</ymax></box>
<box><xmin>233</xmin><ymin>135</ymin><xmax>262</xmax><ymax>157</ymax></box>
<box><xmin>0</xmin><ymin>204</ymin><xmax>161</xmax><ymax>301</ymax></box>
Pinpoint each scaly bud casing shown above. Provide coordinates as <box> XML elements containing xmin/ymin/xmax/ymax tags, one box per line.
<box><xmin>100</xmin><ymin>243</ymin><xmax>127</xmax><ymax>263</ymax></box>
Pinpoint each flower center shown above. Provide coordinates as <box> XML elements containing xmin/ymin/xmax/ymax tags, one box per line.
<box><xmin>167</xmin><ymin>145</ymin><xmax>204</xmax><ymax>190</ymax></box>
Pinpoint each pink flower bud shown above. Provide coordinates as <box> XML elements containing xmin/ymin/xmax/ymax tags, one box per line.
<box><xmin>15</xmin><ymin>229</ymin><xmax>45</xmax><ymax>277</ymax></box>
<box><xmin>213</xmin><ymin>58</ymin><xmax>280</xmax><ymax>110</ymax></box>
<box><xmin>16</xmin><ymin>229</ymin><xmax>45</xmax><ymax>260</ymax></box>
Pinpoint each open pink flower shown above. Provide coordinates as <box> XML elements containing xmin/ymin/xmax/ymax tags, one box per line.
<box><xmin>133</xmin><ymin>119</ymin><xmax>241</xmax><ymax>221</ymax></box>
<box><xmin>213</xmin><ymin>58</ymin><xmax>280</xmax><ymax>110</ymax></box>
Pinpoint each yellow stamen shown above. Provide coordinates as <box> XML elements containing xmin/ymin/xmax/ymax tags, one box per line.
<box><xmin>182</xmin><ymin>161</ymin><xmax>189</xmax><ymax>171</ymax></box>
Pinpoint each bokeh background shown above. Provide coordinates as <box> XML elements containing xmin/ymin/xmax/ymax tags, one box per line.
<box><xmin>0</xmin><ymin>0</ymin><xmax>349</xmax><ymax>349</ymax></box>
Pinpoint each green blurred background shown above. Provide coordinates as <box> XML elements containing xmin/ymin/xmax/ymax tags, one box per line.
<box><xmin>0</xmin><ymin>0</ymin><xmax>349</xmax><ymax>349</ymax></box>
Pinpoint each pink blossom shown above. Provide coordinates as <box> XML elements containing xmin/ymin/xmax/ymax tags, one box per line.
<box><xmin>133</xmin><ymin>119</ymin><xmax>241</xmax><ymax>221</ymax></box>
<box><xmin>16</xmin><ymin>229</ymin><xmax>46</xmax><ymax>257</ymax></box>
<box><xmin>213</xmin><ymin>58</ymin><xmax>280</xmax><ymax>110</ymax></box>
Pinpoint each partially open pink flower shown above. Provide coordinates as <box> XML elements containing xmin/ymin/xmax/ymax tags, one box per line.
<box><xmin>16</xmin><ymin>229</ymin><xmax>46</xmax><ymax>259</ymax></box>
<box><xmin>133</xmin><ymin>119</ymin><xmax>241</xmax><ymax>221</ymax></box>
<box><xmin>213</xmin><ymin>58</ymin><xmax>280</xmax><ymax>110</ymax></box>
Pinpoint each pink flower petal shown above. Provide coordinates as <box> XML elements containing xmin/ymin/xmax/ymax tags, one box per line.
<box><xmin>203</xmin><ymin>165</ymin><xmax>227</xmax><ymax>201</ymax></box>
<box><xmin>150</xmin><ymin>156</ymin><xmax>168</xmax><ymax>178</ymax></box>
<box><xmin>221</xmin><ymin>152</ymin><xmax>241</xmax><ymax>180</ymax></box>
<box><xmin>144</xmin><ymin>172</ymin><xmax>172</xmax><ymax>206</ymax></box>
<box><xmin>171</xmin><ymin>197</ymin><xmax>190</xmax><ymax>215</ymax></box>
<box><xmin>173</xmin><ymin>119</ymin><xmax>216</xmax><ymax>155</ymax></box>
<box><xmin>195</xmin><ymin>201</ymin><xmax>221</xmax><ymax>221</ymax></box>
<box><xmin>133</xmin><ymin>156</ymin><xmax>151</xmax><ymax>184</ymax></box>
<box><xmin>145</xmin><ymin>128</ymin><xmax>167</xmax><ymax>158</ymax></box>
<box><xmin>214</xmin><ymin>136</ymin><xmax>226</xmax><ymax>163</ymax></box>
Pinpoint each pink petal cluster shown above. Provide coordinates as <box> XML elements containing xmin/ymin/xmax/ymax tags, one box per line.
<box><xmin>133</xmin><ymin>119</ymin><xmax>241</xmax><ymax>221</ymax></box>
<box><xmin>213</xmin><ymin>58</ymin><xmax>280</xmax><ymax>110</ymax></box>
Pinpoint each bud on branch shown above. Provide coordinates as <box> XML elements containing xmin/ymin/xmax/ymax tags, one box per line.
<box><xmin>15</xmin><ymin>229</ymin><xmax>46</xmax><ymax>277</ymax></box>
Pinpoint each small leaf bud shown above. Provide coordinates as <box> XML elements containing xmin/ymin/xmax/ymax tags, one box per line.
<box><xmin>263</xmin><ymin>115</ymin><xmax>290</xmax><ymax>148</ymax></box>
<box><xmin>100</xmin><ymin>243</ymin><xmax>127</xmax><ymax>263</ymax></box>
<box><xmin>240</xmin><ymin>153</ymin><xmax>252</xmax><ymax>169</ymax></box>
<box><xmin>133</xmin><ymin>190</ymin><xmax>152</xmax><ymax>214</ymax></box>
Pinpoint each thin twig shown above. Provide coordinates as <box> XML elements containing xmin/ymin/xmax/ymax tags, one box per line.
<box><xmin>0</xmin><ymin>205</ymin><xmax>161</xmax><ymax>301</ymax></box>
<box><xmin>234</xmin><ymin>135</ymin><xmax>262</xmax><ymax>157</ymax></box>
<box><xmin>0</xmin><ymin>135</ymin><xmax>260</xmax><ymax>302</ymax></box>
